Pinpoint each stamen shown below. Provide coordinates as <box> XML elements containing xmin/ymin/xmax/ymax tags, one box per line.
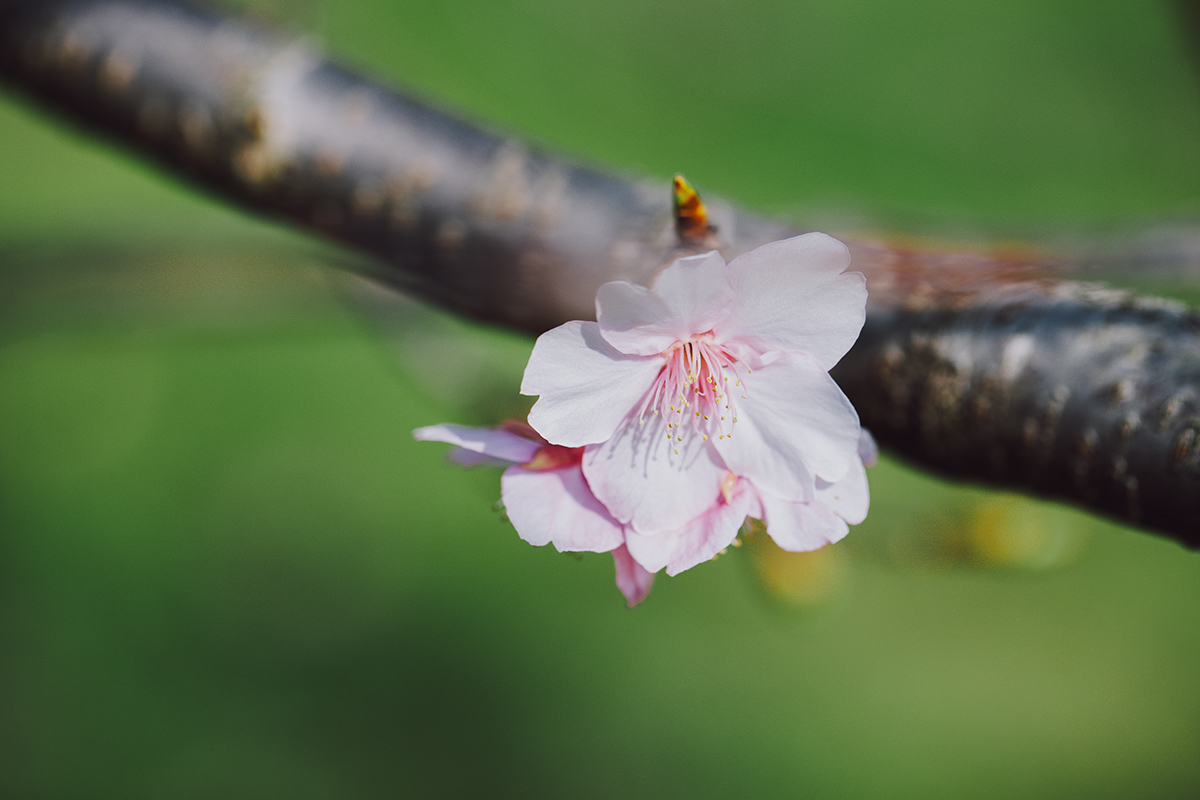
<box><xmin>640</xmin><ymin>333</ymin><xmax>750</xmax><ymax>446</ymax></box>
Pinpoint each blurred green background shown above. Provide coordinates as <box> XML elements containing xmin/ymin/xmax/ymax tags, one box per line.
<box><xmin>2</xmin><ymin>0</ymin><xmax>1200</xmax><ymax>797</ymax></box>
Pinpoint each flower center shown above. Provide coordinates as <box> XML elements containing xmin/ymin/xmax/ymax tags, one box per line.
<box><xmin>636</xmin><ymin>333</ymin><xmax>749</xmax><ymax>450</ymax></box>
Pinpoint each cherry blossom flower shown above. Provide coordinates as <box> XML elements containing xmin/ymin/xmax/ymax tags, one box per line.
<box><xmin>521</xmin><ymin>233</ymin><xmax>867</xmax><ymax>537</ymax></box>
<box><xmin>413</xmin><ymin>421</ymin><xmax>655</xmax><ymax>607</ymax></box>
<box><xmin>416</xmin><ymin>232</ymin><xmax>873</xmax><ymax>604</ymax></box>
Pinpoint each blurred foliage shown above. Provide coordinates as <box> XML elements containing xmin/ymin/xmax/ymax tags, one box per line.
<box><xmin>2</xmin><ymin>0</ymin><xmax>1200</xmax><ymax>798</ymax></box>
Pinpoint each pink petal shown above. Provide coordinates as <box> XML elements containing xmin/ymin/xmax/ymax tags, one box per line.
<box><xmin>501</xmin><ymin>465</ymin><xmax>625</xmax><ymax>553</ymax></box>
<box><xmin>413</xmin><ymin>424</ymin><xmax>540</xmax><ymax>465</ymax></box>
<box><xmin>815</xmin><ymin>455</ymin><xmax>870</xmax><ymax>525</ymax></box>
<box><xmin>757</xmin><ymin>488</ymin><xmax>850</xmax><ymax>552</ymax></box>
<box><xmin>597</xmin><ymin>251</ymin><xmax>737</xmax><ymax>356</ymax></box>
<box><xmin>522</xmin><ymin>321</ymin><xmax>662</xmax><ymax>447</ymax></box>
<box><xmin>721</xmin><ymin>233</ymin><xmax>866</xmax><ymax>370</ymax></box>
<box><xmin>446</xmin><ymin>450</ymin><xmax>514</xmax><ymax>468</ymax></box>
<box><xmin>582</xmin><ymin>414</ymin><xmax>729</xmax><ymax>535</ymax></box>
<box><xmin>594</xmin><ymin>281</ymin><xmax>676</xmax><ymax>356</ymax></box>
<box><xmin>625</xmin><ymin>482</ymin><xmax>752</xmax><ymax>575</ymax></box>
<box><xmin>611</xmin><ymin>544</ymin><xmax>655</xmax><ymax>607</ymax></box>
<box><xmin>651</xmin><ymin>251</ymin><xmax>737</xmax><ymax>332</ymax></box>
<box><xmin>712</xmin><ymin>351</ymin><xmax>860</xmax><ymax>502</ymax></box>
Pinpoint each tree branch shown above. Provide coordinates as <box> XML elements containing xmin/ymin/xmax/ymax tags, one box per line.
<box><xmin>2</xmin><ymin>0</ymin><xmax>1198</xmax><ymax>547</ymax></box>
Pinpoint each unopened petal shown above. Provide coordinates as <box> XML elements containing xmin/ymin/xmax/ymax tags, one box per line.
<box><xmin>582</xmin><ymin>415</ymin><xmax>729</xmax><ymax>536</ymax></box>
<box><xmin>712</xmin><ymin>351</ymin><xmax>860</xmax><ymax>502</ymax></box>
<box><xmin>612</xmin><ymin>544</ymin><xmax>655</xmax><ymax>607</ymax></box>
<box><xmin>413</xmin><ymin>423</ymin><xmax>540</xmax><ymax>465</ymax></box>
<box><xmin>721</xmin><ymin>233</ymin><xmax>866</xmax><ymax>370</ymax></box>
<box><xmin>501</xmin><ymin>465</ymin><xmax>625</xmax><ymax>553</ymax></box>
<box><xmin>758</xmin><ymin>488</ymin><xmax>850</xmax><ymax>552</ymax></box>
<box><xmin>522</xmin><ymin>320</ymin><xmax>662</xmax><ymax>446</ymax></box>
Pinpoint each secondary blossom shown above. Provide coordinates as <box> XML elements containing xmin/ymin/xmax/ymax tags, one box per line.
<box><xmin>413</xmin><ymin>421</ymin><xmax>655</xmax><ymax>607</ymax></box>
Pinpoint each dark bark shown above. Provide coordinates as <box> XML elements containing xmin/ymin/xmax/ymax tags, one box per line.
<box><xmin>1</xmin><ymin>0</ymin><xmax>1197</xmax><ymax>547</ymax></box>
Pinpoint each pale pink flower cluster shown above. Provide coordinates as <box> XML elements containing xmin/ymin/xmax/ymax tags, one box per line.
<box><xmin>415</xmin><ymin>233</ymin><xmax>873</xmax><ymax>606</ymax></box>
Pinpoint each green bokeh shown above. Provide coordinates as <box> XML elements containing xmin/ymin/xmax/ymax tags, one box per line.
<box><xmin>2</xmin><ymin>1</ymin><xmax>1199</xmax><ymax>798</ymax></box>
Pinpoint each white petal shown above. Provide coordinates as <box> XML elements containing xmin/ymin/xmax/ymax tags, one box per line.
<box><xmin>597</xmin><ymin>251</ymin><xmax>736</xmax><ymax>356</ymax></box>
<box><xmin>713</xmin><ymin>351</ymin><xmax>860</xmax><ymax>502</ymax></box>
<box><xmin>625</xmin><ymin>483</ymin><xmax>751</xmax><ymax>575</ymax></box>
<box><xmin>815</xmin><ymin>455</ymin><xmax>870</xmax><ymax>525</ymax></box>
<box><xmin>721</xmin><ymin>233</ymin><xmax>866</xmax><ymax>370</ymax></box>
<box><xmin>501</xmin><ymin>465</ymin><xmax>625</xmax><ymax>553</ymax></box>
<box><xmin>649</xmin><ymin>251</ymin><xmax>738</xmax><ymax>335</ymax></box>
<box><xmin>413</xmin><ymin>424</ymin><xmax>539</xmax><ymax>465</ymax></box>
<box><xmin>612</xmin><ymin>544</ymin><xmax>655</xmax><ymax>607</ymax></box>
<box><xmin>594</xmin><ymin>281</ymin><xmax>677</xmax><ymax>356</ymax></box>
<box><xmin>757</xmin><ymin>488</ymin><xmax>850</xmax><ymax>552</ymax></box>
<box><xmin>522</xmin><ymin>320</ymin><xmax>662</xmax><ymax>447</ymax></box>
<box><xmin>582</xmin><ymin>415</ymin><xmax>728</xmax><ymax>536</ymax></box>
<box><xmin>622</xmin><ymin>528</ymin><xmax>678</xmax><ymax>575</ymax></box>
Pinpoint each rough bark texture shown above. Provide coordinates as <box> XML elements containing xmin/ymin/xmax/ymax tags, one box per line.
<box><xmin>2</xmin><ymin>0</ymin><xmax>1198</xmax><ymax>547</ymax></box>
